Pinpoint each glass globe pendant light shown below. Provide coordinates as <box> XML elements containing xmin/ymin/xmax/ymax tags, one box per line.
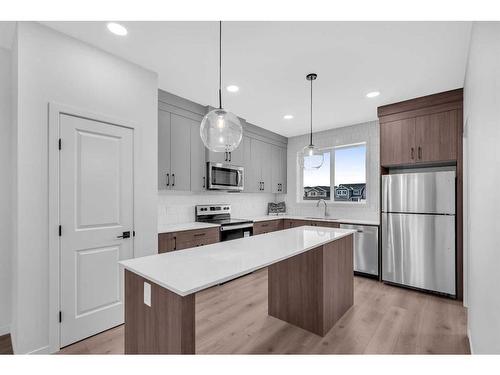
<box><xmin>301</xmin><ymin>73</ymin><xmax>324</xmax><ymax>170</ymax></box>
<box><xmin>200</xmin><ymin>21</ymin><xmax>242</xmax><ymax>153</ymax></box>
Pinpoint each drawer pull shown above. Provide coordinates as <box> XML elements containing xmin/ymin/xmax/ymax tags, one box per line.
<box><xmin>194</xmin><ymin>233</ymin><xmax>206</xmax><ymax>237</ymax></box>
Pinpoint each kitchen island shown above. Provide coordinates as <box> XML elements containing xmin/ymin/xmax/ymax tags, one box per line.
<box><xmin>120</xmin><ymin>226</ymin><xmax>355</xmax><ymax>354</ymax></box>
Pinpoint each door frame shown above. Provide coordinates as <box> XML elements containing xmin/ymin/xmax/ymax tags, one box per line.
<box><xmin>48</xmin><ymin>102</ymin><xmax>138</xmax><ymax>353</ymax></box>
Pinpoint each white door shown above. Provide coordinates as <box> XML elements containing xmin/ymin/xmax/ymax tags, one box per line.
<box><xmin>59</xmin><ymin>114</ymin><xmax>134</xmax><ymax>347</ymax></box>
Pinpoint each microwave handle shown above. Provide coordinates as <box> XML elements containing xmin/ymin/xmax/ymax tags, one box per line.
<box><xmin>236</xmin><ymin>170</ymin><xmax>241</xmax><ymax>186</ymax></box>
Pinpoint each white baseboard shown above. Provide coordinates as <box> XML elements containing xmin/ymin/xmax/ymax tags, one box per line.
<box><xmin>468</xmin><ymin>327</ymin><xmax>474</xmax><ymax>354</ymax></box>
<box><xmin>0</xmin><ymin>324</ymin><xmax>10</xmax><ymax>336</ymax></box>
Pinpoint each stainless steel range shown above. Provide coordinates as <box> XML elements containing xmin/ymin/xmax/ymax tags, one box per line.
<box><xmin>195</xmin><ymin>204</ymin><xmax>253</xmax><ymax>241</ymax></box>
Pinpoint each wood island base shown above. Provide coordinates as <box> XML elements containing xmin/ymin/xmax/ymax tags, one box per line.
<box><xmin>124</xmin><ymin>232</ymin><xmax>354</xmax><ymax>354</ymax></box>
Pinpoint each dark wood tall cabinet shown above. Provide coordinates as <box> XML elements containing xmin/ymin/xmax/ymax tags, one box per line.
<box><xmin>378</xmin><ymin>88</ymin><xmax>464</xmax><ymax>300</ymax></box>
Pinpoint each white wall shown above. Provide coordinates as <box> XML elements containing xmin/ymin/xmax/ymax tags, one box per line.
<box><xmin>158</xmin><ymin>191</ymin><xmax>278</xmax><ymax>225</ymax></box>
<box><xmin>285</xmin><ymin>120</ymin><xmax>380</xmax><ymax>221</ymax></box>
<box><xmin>0</xmin><ymin>47</ymin><xmax>12</xmax><ymax>335</ymax></box>
<box><xmin>464</xmin><ymin>21</ymin><xmax>500</xmax><ymax>354</ymax></box>
<box><xmin>11</xmin><ymin>22</ymin><xmax>158</xmax><ymax>354</ymax></box>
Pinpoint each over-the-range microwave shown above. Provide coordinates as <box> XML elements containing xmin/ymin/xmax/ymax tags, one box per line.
<box><xmin>207</xmin><ymin>162</ymin><xmax>244</xmax><ymax>191</ymax></box>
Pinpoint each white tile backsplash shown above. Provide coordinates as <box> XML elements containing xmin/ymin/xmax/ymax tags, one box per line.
<box><xmin>158</xmin><ymin>191</ymin><xmax>279</xmax><ymax>225</ymax></box>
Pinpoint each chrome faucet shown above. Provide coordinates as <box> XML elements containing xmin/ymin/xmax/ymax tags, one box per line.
<box><xmin>316</xmin><ymin>199</ymin><xmax>329</xmax><ymax>217</ymax></box>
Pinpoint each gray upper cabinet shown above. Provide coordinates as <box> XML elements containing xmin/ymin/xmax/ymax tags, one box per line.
<box><xmin>271</xmin><ymin>146</ymin><xmax>287</xmax><ymax>193</ymax></box>
<box><xmin>190</xmin><ymin>121</ymin><xmax>206</xmax><ymax>191</ymax></box>
<box><xmin>158</xmin><ymin>109</ymin><xmax>171</xmax><ymax>190</ymax></box>
<box><xmin>229</xmin><ymin>141</ymin><xmax>244</xmax><ymax>165</ymax></box>
<box><xmin>260</xmin><ymin>141</ymin><xmax>272</xmax><ymax>193</ymax></box>
<box><xmin>205</xmin><ymin>149</ymin><xmax>226</xmax><ymax>164</ymax></box>
<box><xmin>158</xmin><ymin>108</ymin><xmax>194</xmax><ymax>191</ymax></box>
<box><xmin>271</xmin><ymin>146</ymin><xmax>281</xmax><ymax>193</ymax></box>
<box><xmin>280</xmin><ymin>147</ymin><xmax>287</xmax><ymax>194</ymax></box>
<box><xmin>158</xmin><ymin>89</ymin><xmax>287</xmax><ymax>194</ymax></box>
<box><xmin>170</xmin><ymin>114</ymin><xmax>191</xmax><ymax>191</ymax></box>
<box><xmin>243</xmin><ymin>136</ymin><xmax>257</xmax><ymax>193</ymax></box>
<box><xmin>205</xmin><ymin>138</ymin><xmax>245</xmax><ymax>165</ymax></box>
<box><xmin>248</xmin><ymin>138</ymin><xmax>272</xmax><ymax>193</ymax></box>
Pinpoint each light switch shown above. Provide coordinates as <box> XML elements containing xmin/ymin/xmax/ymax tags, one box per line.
<box><xmin>144</xmin><ymin>282</ymin><xmax>151</xmax><ymax>307</ymax></box>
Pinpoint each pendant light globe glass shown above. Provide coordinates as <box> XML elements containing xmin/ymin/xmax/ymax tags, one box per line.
<box><xmin>301</xmin><ymin>144</ymin><xmax>324</xmax><ymax>170</ymax></box>
<box><xmin>200</xmin><ymin>108</ymin><xmax>243</xmax><ymax>152</ymax></box>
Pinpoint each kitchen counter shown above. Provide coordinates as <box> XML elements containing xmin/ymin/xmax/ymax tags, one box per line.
<box><xmin>250</xmin><ymin>215</ymin><xmax>380</xmax><ymax>226</ymax></box>
<box><xmin>158</xmin><ymin>215</ymin><xmax>378</xmax><ymax>234</ymax></box>
<box><xmin>123</xmin><ymin>226</ymin><xmax>355</xmax><ymax>296</ymax></box>
<box><xmin>157</xmin><ymin>222</ymin><xmax>220</xmax><ymax>234</ymax></box>
<box><xmin>122</xmin><ymin>226</ymin><xmax>356</xmax><ymax>354</ymax></box>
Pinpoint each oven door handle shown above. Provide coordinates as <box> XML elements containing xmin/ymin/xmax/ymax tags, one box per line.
<box><xmin>220</xmin><ymin>224</ymin><xmax>254</xmax><ymax>231</ymax></box>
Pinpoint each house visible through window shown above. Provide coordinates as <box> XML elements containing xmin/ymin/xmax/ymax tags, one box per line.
<box><xmin>301</xmin><ymin>143</ymin><xmax>366</xmax><ymax>203</ymax></box>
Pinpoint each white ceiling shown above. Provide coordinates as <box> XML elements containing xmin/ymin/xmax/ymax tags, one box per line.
<box><xmin>13</xmin><ymin>21</ymin><xmax>474</xmax><ymax>137</ymax></box>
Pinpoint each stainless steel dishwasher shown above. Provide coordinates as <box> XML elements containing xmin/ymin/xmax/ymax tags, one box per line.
<box><xmin>339</xmin><ymin>224</ymin><xmax>379</xmax><ymax>277</ymax></box>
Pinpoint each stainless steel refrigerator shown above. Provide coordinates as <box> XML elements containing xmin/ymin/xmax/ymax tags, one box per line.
<box><xmin>382</xmin><ymin>171</ymin><xmax>456</xmax><ymax>295</ymax></box>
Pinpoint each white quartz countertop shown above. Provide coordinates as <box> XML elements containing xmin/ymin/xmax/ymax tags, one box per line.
<box><xmin>157</xmin><ymin>222</ymin><xmax>220</xmax><ymax>234</ymax></box>
<box><xmin>122</xmin><ymin>226</ymin><xmax>355</xmax><ymax>296</ymax></box>
<box><xmin>250</xmin><ymin>215</ymin><xmax>379</xmax><ymax>226</ymax></box>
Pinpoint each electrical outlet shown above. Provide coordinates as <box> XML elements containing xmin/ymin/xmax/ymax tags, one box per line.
<box><xmin>144</xmin><ymin>282</ymin><xmax>151</xmax><ymax>307</ymax></box>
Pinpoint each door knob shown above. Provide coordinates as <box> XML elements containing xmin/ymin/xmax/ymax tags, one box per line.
<box><xmin>117</xmin><ymin>231</ymin><xmax>131</xmax><ymax>239</ymax></box>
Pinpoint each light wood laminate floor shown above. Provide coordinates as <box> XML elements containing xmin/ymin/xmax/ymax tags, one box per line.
<box><xmin>58</xmin><ymin>269</ymin><xmax>470</xmax><ymax>355</ymax></box>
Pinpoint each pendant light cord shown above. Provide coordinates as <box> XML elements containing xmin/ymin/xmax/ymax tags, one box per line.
<box><xmin>218</xmin><ymin>21</ymin><xmax>222</xmax><ymax>109</ymax></box>
<box><xmin>309</xmin><ymin>77</ymin><xmax>313</xmax><ymax>146</ymax></box>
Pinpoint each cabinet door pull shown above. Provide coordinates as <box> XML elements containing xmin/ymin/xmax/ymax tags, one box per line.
<box><xmin>224</xmin><ymin>152</ymin><xmax>228</xmax><ymax>162</ymax></box>
<box><xmin>173</xmin><ymin>236</ymin><xmax>177</xmax><ymax>250</ymax></box>
<box><xmin>172</xmin><ymin>173</ymin><xmax>175</xmax><ymax>187</ymax></box>
<box><xmin>166</xmin><ymin>173</ymin><xmax>170</xmax><ymax>186</ymax></box>
<box><xmin>262</xmin><ymin>181</ymin><xmax>265</xmax><ymax>190</ymax></box>
<box><xmin>229</xmin><ymin>152</ymin><xmax>232</xmax><ymax>162</ymax></box>
<box><xmin>410</xmin><ymin>147</ymin><xmax>414</xmax><ymax>160</ymax></box>
<box><xmin>203</xmin><ymin>176</ymin><xmax>206</xmax><ymax>188</ymax></box>
<box><xmin>418</xmin><ymin>146</ymin><xmax>422</xmax><ymax>160</ymax></box>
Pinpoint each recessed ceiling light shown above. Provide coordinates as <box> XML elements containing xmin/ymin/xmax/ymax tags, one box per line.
<box><xmin>366</xmin><ymin>91</ymin><xmax>380</xmax><ymax>98</ymax></box>
<box><xmin>107</xmin><ymin>22</ymin><xmax>128</xmax><ymax>36</ymax></box>
<box><xmin>283</xmin><ymin>114</ymin><xmax>294</xmax><ymax>120</ymax></box>
<box><xmin>226</xmin><ymin>85</ymin><xmax>239</xmax><ymax>93</ymax></box>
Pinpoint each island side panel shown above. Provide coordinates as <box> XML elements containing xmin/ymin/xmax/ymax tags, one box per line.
<box><xmin>267</xmin><ymin>235</ymin><xmax>354</xmax><ymax>337</ymax></box>
<box><xmin>267</xmin><ymin>245</ymin><xmax>324</xmax><ymax>336</ymax></box>
<box><xmin>322</xmin><ymin>234</ymin><xmax>354</xmax><ymax>334</ymax></box>
<box><xmin>124</xmin><ymin>270</ymin><xmax>195</xmax><ymax>354</ymax></box>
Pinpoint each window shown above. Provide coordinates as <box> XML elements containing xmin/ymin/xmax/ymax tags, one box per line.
<box><xmin>333</xmin><ymin>143</ymin><xmax>366</xmax><ymax>202</ymax></box>
<box><xmin>301</xmin><ymin>143</ymin><xmax>366</xmax><ymax>203</ymax></box>
<box><xmin>303</xmin><ymin>152</ymin><xmax>330</xmax><ymax>200</ymax></box>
